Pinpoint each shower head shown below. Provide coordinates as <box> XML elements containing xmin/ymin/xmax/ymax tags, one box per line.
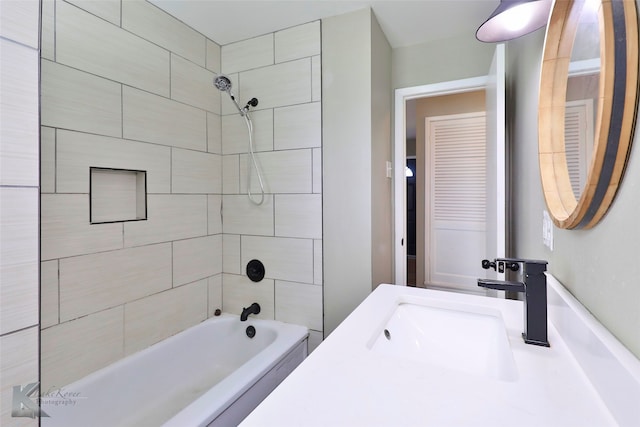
<box><xmin>214</xmin><ymin>74</ymin><xmax>259</xmax><ymax>116</ymax></box>
<box><xmin>213</xmin><ymin>75</ymin><xmax>232</xmax><ymax>92</ymax></box>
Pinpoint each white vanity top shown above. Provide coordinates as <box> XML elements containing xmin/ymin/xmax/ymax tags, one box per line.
<box><xmin>241</xmin><ymin>280</ymin><xmax>640</xmax><ymax>426</ymax></box>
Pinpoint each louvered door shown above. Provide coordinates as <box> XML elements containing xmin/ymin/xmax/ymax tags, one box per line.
<box><xmin>425</xmin><ymin>112</ymin><xmax>487</xmax><ymax>291</ymax></box>
<box><xmin>565</xmin><ymin>100</ymin><xmax>594</xmax><ymax>198</ymax></box>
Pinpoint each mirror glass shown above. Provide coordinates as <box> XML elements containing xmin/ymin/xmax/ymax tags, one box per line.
<box><xmin>565</xmin><ymin>0</ymin><xmax>600</xmax><ymax>198</ymax></box>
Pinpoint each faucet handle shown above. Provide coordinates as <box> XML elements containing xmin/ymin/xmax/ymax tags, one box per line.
<box><xmin>502</xmin><ymin>261</ymin><xmax>520</xmax><ymax>272</ymax></box>
<box><xmin>481</xmin><ymin>259</ymin><xmax>496</xmax><ymax>270</ymax></box>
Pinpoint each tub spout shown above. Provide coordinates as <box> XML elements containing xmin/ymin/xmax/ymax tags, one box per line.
<box><xmin>240</xmin><ymin>303</ymin><xmax>261</xmax><ymax>321</ymax></box>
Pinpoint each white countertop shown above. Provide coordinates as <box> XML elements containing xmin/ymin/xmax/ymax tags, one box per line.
<box><xmin>241</xmin><ymin>284</ymin><xmax>617</xmax><ymax>427</ymax></box>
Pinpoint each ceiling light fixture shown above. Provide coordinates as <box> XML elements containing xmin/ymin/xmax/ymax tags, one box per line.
<box><xmin>476</xmin><ymin>0</ymin><xmax>552</xmax><ymax>42</ymax></box>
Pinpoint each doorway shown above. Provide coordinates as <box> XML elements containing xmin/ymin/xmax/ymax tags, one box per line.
<box><xmin>394</xmin><ymin>45</ymin><xmax>506</xmax><ymax>289</ymax></box>
<box><xmin>406</xmin><ymin>157</ymin><xmax>416</xmax><ymax>285</ymax></box>
<box><xmin>395</xmin><ymin>77</ymin><xmax>488</xmax><ymax>287</ymax></box>
<box><xmin>405</xmin><ymin>94</ymin><xmax>487</xmax><ymax>291</ymax></box>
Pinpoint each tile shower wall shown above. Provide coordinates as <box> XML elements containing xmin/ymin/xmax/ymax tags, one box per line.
<box><xmin>40</xmin><ymin>0</ymin><xmax>224</xmax><ymax>390</ymax></box>
<box><xmin>220</xmin><ymin>21</ymin><xmax>323</xmax><ymax>348</ymax></box>
<box><xmin>0</xmin><ymin>0</ymin><xmax>40</xmax><ymax>425</ymax></box>
<box><xmin>40</xmin><ymin>0</ymin><xmax>323</xmax><ymax>391</ymax></box>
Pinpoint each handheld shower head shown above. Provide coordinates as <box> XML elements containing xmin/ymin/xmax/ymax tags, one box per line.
<box><xmin>213</xmin><ymin>75</ymin><xmax>259</xmax><ymax>116</ymax></box>
<box><xmin>213</xmin><ymin>77</ymin><xmax>265</xmax><ymax>206</ymax></box>
<box><xmin>213</xmin><ymin>75</ymin><xmax>232</xmax><ymax>92</ymax></box>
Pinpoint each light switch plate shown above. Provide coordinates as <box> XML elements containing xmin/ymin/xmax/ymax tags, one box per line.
<box><xmin>543</xmin><ymin>210</ymin><xmax>554</xmax><ymax>251</ymax></box>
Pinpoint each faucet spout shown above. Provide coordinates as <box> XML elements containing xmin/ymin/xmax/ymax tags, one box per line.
<box><xmin>240</xmin><ymin>302</ymin><xmax>261</xmax><ymax>321</ymax></box>
<box><xmin>477</xmin><ymin>279</ymin><xmax>525</xmax><ymax>293</ymax></box>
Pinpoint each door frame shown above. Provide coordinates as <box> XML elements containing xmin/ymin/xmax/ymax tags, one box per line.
<box><xmin>393</xmin><ymin>76</ymin><xmax>489</xmax><ymax>286</ymax></box>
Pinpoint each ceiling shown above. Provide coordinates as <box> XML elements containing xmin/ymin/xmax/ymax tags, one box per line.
<box><xmin>149</xmin><ymin>0</ymin><xmax>499</xmax><ymax>48</ymax></box>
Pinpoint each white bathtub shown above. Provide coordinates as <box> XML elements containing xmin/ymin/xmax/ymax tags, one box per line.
<box><xmin>41</xmin><ymin>315</ymin><xmax>308</xmax><ymax>427</ymax></box>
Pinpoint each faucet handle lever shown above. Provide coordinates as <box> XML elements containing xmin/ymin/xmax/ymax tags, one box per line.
<box><xmin>481</xmin><ymin>259</ymin><xmax>496</xmax><ymax>270</ymax></box>
<box><xmin>502</xmin><ymin>261</ymin><xmax>520</xmax><ymax>272</ymax></box>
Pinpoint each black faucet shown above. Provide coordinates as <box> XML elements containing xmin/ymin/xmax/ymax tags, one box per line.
<box><xmin>240</xmin><ymin>302</ymin><xmax>261</xmax><ymax>321</ymax></box>
<box><xmin>478</xmin><ymin>258</ymin><xmax>550</xmax><ymax>347</ymax></box>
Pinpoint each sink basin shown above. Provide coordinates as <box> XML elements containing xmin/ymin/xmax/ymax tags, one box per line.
<box><xmin>368</xmin><ymin>296</ymin><xmax>518</xmax><ymax>381</ymax></box>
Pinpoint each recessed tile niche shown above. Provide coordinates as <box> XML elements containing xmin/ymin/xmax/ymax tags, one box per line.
<box><xmin>90</xmin><ymin>167</ymin><xmax>147</xmax><ymax>224</ymax></box>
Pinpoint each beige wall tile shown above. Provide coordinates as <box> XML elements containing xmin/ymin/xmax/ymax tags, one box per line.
<box><xmin>0</xmin><ymin>188</ymin><xmax>38</xmax><ymax>266</ymax></box>
<box><xmin>56</xmin><ymin>129</ymin><xmax>171</xmax><ymax>194</ymax></box>
<box><xmin>41</xmin><ymin>59</ymin><xmax>122</xmax><ymax>138</ymax></box>
<box><xmin>0</xmin><ymin>327</ymin><xmax>39</xmax><ymax>425</ymax></box>
<box><xmin>0</xmin><ymin>188</ymin><xmax>39</xmax><ymax>334</ymax></box>
<box><xmin>222</xmin><ymin>34</ymin><xmax>274</xmax><ymax>74</ymax></box>
<box><xmin>171</xmin><ymin>148</ymin><xmax>221</xmax><ymax>194</ymax></box>
<box><xmin>122</xmin><ymin>0</ymin><xmax>205</xmax><ymax>66</ymax></box>
<box><xmin>314</xmin><ymin>239</ymin><xmax>323</xmax><ymax>285</ymax></box>
<box><xmin>275</xmin><ymin>21</ymin><xmax>321</xmax><ymax>63</ymax></box>
<box><xmin>123</xmin><ymin>195</ymin><xmax>207</xmax><ymax>247</ymax></box>
<box><xmin>241</xmin><ymin>236</ymin><xmax>313</xmax><ymax>284</ymax></box>
<box><xmin>240</xmin><ymin>149</ymin><xmax>312</xmax><ymax>194</ymax></box>
<box><xmin>0</xmin><ymin>260</ymin><xmax>38</xmax><ymax>334</ymax></box>
<box><xmin>208</xmin><ymin>195</ymin><xmax>222</xmax><ymax>235</ymax></box>
<box><xmin>41</xmin><ymin>127</ymin><xmax>56</xmax><ymax>193</ymax></box>
<box><xmin>206</xmin><ymin>39</ymin><xmax>221</xmax><ymax>73</ymax></box>
<box><xmin>222</xmin><ymin>195</ymin><xmax>274</xmax><ymax>236</ymax></box>
<box><xmin>173</xmin><ymin>235</ymin><xmax>222</xmax><ymax>286</ymax></box>
<box><xmin>124</xmin><ymin>280</ymin><xmax>208</xmax><ymax>355</ymax></box>
<box><xmin>123</xmin><ymin>86</ymin><xmax>207</xmax><ymax>151</ymax></box>
<box><xmin>222</xmin><ymin>109</ymin><xmax>273</xmax><ymax>154</ymax></box>
<box><xmin>208</xmin><ymin>274</ymin><xmax>223</xmax><ymax>317</ymax></box>
<box><xmin>0</xmin><ymin>263</ymin><xmax>38</xmax><ymax>336</ymax></box>
<box><xmin>274</xmin><ymin>102</ymin><xmax>321</xmax><ymax>150</ymax></box>
<box><xmin>313</xmin><ymin>147</ymin><xmax>322</xmax><ymax>194</ymax></box>
<box><xmin>41</xmin><ymin>307</ymin><xmax>124</xmax><ymax>390</ymax></box>
<box><xmin>0</xmin><ymin>39</ymin><xmax>39</xmax><ymax>187</ymax></box>
<box><xmin>239</xmin><ymin>59</ymin><xmax>311</xmax><ymax>110</ymax></box>
<box><xmin>41</xmin><ymin>194</ymin><xmax>123</xmax><ymax>260</ymax></box>
<box><xmin>66</xmin><ymin>0</ymin><xmax>121</xmax><ymax>26</ymax></box>
<box><xmin>222</xmin><ymin>155</ymin><xmax>240</xmax><ymax>194</ymax></box>
<box><xmin>57</xmin><ymin>1</ymin><xmax>170</xmax><ymax>97</ymax></box>
<box><xmin>171</xmin><ymin>54</ymin><xmax>219</xmax><ymax>113</ymax></box>
<box><xmin>275</xmin><ymin>280</ymin><xmax>322</xmax><ymax>330</ymax></box>
<box><xmin>223</xmin><ymin>234</ymin><xmax>241</xmax><ymax>274</ymax></box>
<box><xmin>41</xmin><ymin>0</ymin><xmax>55</xmax><ymax>60</ymax></box>
<box><xmin>0</xmin><ymin>0</ymin><xmax>40</xmax><ymax>48</ymax></box>
<box><xmin>207</xmin><ymin>113</ymin><xmax>222</xmax><ymax>154</ymax></box>
<box><xmin>59</xmin><ymin>244</ymin><xmax>172</xmax><ymax>322</ymax></box>
<box><xmin>312</xmin><ymin>55</ymin><xmax>322</xmax><ymax>102</ymax></box>
<box><xmin>41</xmin><ymin>260</ymin><xmax>59</xmax><ymax>329</ymax></box>
<box><xmin>222</xmin><ymin>273</ymin><xmax>274</xmax><ymax>319</ymax></box>
<box><xmin>275</xmin><ymin>194</ymin><xmax>322</xmax><ymax>239</ymax></box>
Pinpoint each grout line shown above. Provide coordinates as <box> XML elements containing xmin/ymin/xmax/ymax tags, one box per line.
<box><xmin>53</xmin><ymin>0</ymin><xmax>57</xmax><ymax>61</ymax></box>
<box><xmin>170</xmin><ymin>241</ymin><xmax>174</xmax><ymax>288</ymax></box>
<box><xmin>0</xmin><ymin>35</ymin><xmax>39</xmax><ymax>51</ymax></box>
<box><xmin>56</xmin><ymin>259</ymin><xmax>61</xmax><ymax>325</ymax></box>
<box><xmin>0</xmin><ymin>324</ymin><xmax>40</xmax><ymax>339</ymax></box>
<box><xmin>121</xmin><ymin>84</ymin><xmax>124</xmax><ymax>138</ymax></box>
<box><xmin>121</xmin><ymin>300</ymin><xmax>126</xmax><ymax>355</ymax></box>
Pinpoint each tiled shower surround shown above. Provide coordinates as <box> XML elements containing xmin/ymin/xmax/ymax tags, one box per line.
<box><xmin>40</xmin><ymin>0</ymin><xmax>322</xmax><ymax>390</ymax></box>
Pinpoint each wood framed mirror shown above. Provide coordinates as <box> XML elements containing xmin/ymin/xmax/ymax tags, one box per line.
<box><xmin>538</xmin><ymin>0</ymin><xmax>639</xmax><ymax>229</ymax></box>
